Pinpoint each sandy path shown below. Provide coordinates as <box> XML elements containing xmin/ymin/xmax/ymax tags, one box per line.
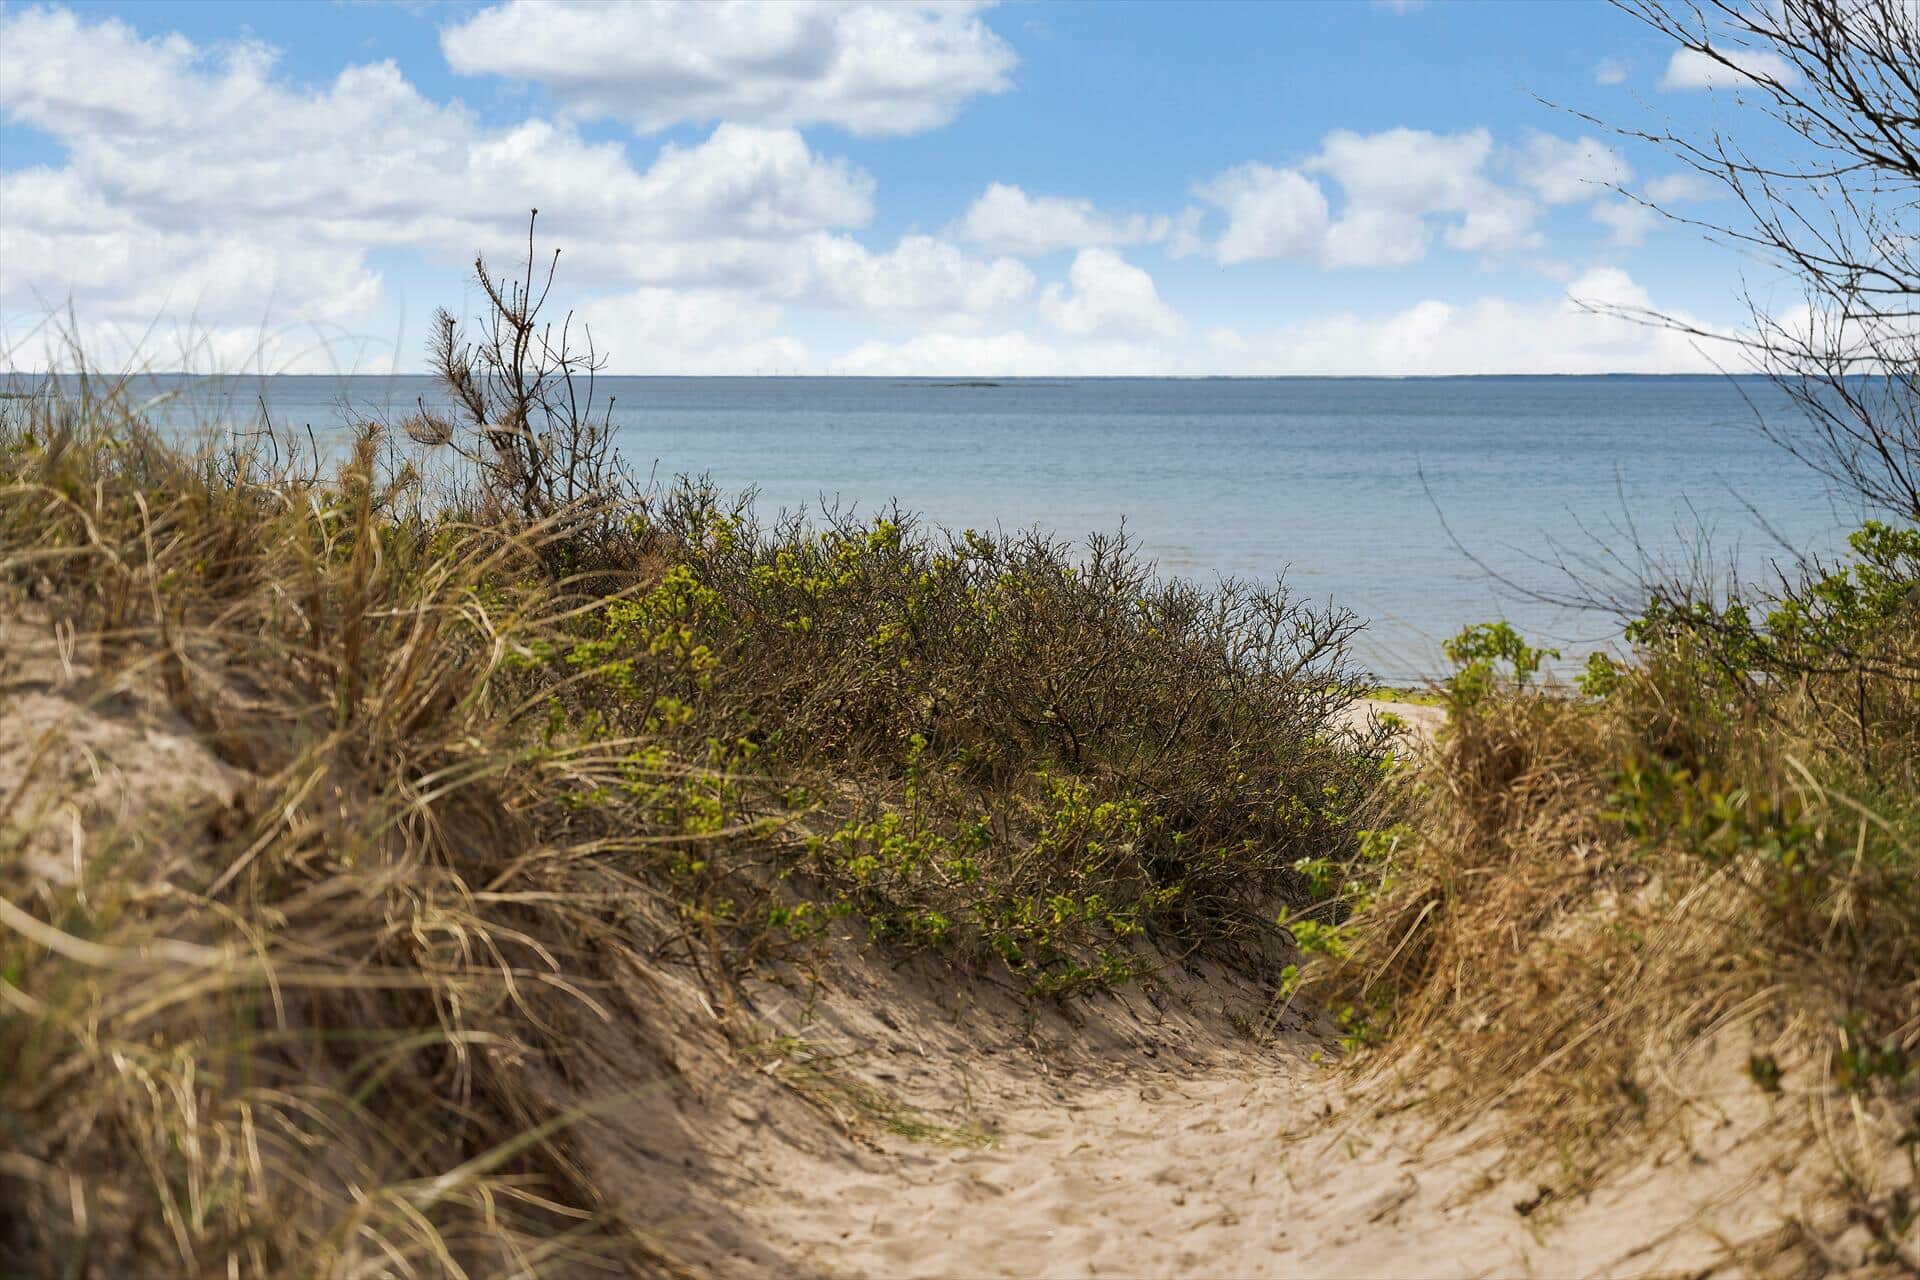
<box><xmin>705</xmin><ymin>696</ymin><xmax>1794</xmax><ymax>1279</ymax></box>
<box><xmin>739</xmin><ymin>1038</ymin><xmax>1798</xmax><ymax>1280</ymax></box>
<box><xmin>710</xmin><ymin>764</ymin><xmax>1805</xmax><ymax>1280</ymax></box>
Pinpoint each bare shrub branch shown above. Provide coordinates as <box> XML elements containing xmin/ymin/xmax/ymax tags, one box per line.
<box><xmin>427</xmin><ymin>209</ymin><xmax>623</xmax><ymax>536</ymax></box>
<box><xmin>1600</xmin><ymin>0</ymin><xmax>1920</xmax><ymax>518</ymax></box>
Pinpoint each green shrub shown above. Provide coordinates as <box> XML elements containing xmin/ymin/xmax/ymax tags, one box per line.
<box><xmin>524</xmin><ymin>489</ymin><xmax>1388</xmax><ymax>992</ymax></box>
<box><xmin>1441</xmin><ymin>620</ymin><xmax>1559</xmax><ymax>704</ymax></box>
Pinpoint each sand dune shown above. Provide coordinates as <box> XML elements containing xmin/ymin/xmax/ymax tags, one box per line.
<box><xmin>2</xmin><ymin>625</ymin><xmax>1824</xmax><ymax>1278</ymax></box>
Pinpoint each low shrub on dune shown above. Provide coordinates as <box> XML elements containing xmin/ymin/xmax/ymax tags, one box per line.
<box><xmin>1298</xmin><ymin>530</ymin><xmax>1920</xmax><ymax>1264</ymax></box>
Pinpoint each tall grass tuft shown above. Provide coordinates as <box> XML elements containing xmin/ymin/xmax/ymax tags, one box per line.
<box><xmin>1298</xmin><ymin>536</ymin><xmax>1920</xmax><ymax>1264</ymax></box>
<box><xmin>0</xmin><ymin>384</ymin><xmax>678</xmax><ymax>1273</ymax></box>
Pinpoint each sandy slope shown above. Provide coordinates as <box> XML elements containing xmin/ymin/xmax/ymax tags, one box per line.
<box><xmin>739</xmin><ymin>1059</ymin><xmax>1803</xmax><ymax>1279</ymax></box>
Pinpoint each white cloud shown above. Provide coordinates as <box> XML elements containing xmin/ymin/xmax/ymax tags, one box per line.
<box><xmin>1592</xmin><ymin>199</ymin><xmax>1660</xmax><ymax>247</ymax></box>
<box><xmin>801</xmin><ymin>234</ymin><xmax>1034</xmax><ymax>322</ymax></box>
<box><xmin>1165</xmin><ymin>206</ymin><xmax>1209</xmax><ymax>259</ymax></box>
<box><xmin>1443</xmin><ymin>187</ymin><xmax>1543</xmax><ymax>256</ymax></box>
<box><xmin>1193</xmin><ymin>164</ymin><xmax>1331</xmax><ymax>265</ymax></box>
<box><xmin>440</xmin><ymin>0</ymin><xmax>1016</xmax><ymax>136</ymax></box>
<box><xmin>0</xmin><ymin>7</ymin><xmax>1758</xmax><ymax>378</ymax></box>
<box><xmin>1321</xmin><ymin>206</ymin><xmax>1431</xmax><ymax>268</ymax></box>
<box><xmin>1311</xmin><ymin>127</ymin><xmax>1493</xmax><ymax>214</ymax></box>
<box><xmin>1594</xmin><ymin>57</ymin><xmax>1628</xmax><ymax>86</ymax></box>
<box><xmin>1515</xmin><ymin>133</ymin><xmax>1632</xmax><ymax>204</ymax></box>
<box><xmin>1660</xmin><ymin>47</ymin><xmax>1800</xmax><ymax>91</ymax></box>
<box><xmin>1208</xmin><ymin>268</ymin><xmax>1727</xmax><ymax>375</ymax></box>
<box><xmin>1038</xmin><ymin>249</ymin><xmax>1185</xmax><ymax>338</ymax></box>
<box><xmin>1644</xmin><ymin>172</ymin><xmax>1720</xmax><ymax>203</ymax></box>
<box><xmin>2</xmin><ymin>315</ymin><xmax>409</xmax><ymax>379</ymax></box>
<box><xmin>627</xmin><ymin>124</ymin><xmax>876</xmax><ymax>236</ymax></box>
<box><xmin>0</xmin><ymin>9</ymin><xmax>880</xmax><ymax>304</ymax></box>
<box><xmin>561</xmin><ymin>229</ymin><xmax>1028</xmax><ymax>327</ymax></box>
<box><xmin>955</xmin><ymin>183</ymin><xmax>1168</xmax><ymax>257</ymax></box>
<box><xmin>830</xmin><ymin>269</ymin><xmax>1731</xmax><ymax>376</ymax></box>
<box><xmin>1162</xmin><ymin>127</ymin><xmax>1572</xmax><ymax>270</ymax></box>
<box><xmin>1313</xmin><ymin>127</ymin><xmax>1544</xmax><ymax>262</ymax></box>
<box><xmin>575</xmin><ymin>288</ymin><xmax>809</xmax><ymax>374</ymax></box>
<box><xmin>1312</xmin><ymin>128</ymin><xmax>1543</xmax><ymax>259</ymax></box>
<box><xmin>0</xmin><ymin>6</ymin><xmax>1040</xmax><ymax>371</ymax></box>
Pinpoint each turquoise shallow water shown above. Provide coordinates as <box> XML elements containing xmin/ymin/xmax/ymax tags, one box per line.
<box><xmin>36</xmin><ymin>373</ymin><xmax>1865</xmax><ymax>682</ymax></box>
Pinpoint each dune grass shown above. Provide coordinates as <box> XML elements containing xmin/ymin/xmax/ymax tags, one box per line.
<box><xmin>1296</xmin><ymin>527</ymin><xmax>1920</xmax><ymax>1265</ymax></box>
<box><xmin>0</xmin><ymin>364</ymin><xmax>1386</xmax><ymax>1272</ymax></box>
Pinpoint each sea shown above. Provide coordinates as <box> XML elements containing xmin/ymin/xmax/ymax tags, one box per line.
<box><xmin>10</xmin><ymin>372</ymin><xmax>1866</xmax><ymax>683</ymax></box>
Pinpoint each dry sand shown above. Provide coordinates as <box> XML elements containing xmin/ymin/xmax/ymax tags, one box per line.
<box><xmin>673</xmin><ymin>960</ymin><xmax>1810</xmax><ymax>1279</ymax></box>
<box><xmin>1337</xmin><ymin>696</ymin><xmax>1447</xmax><ymax>746</ymax></box>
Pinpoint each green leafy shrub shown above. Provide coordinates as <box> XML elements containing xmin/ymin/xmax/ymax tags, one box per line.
<box><xmin>1441</xmin><ymin>621</ymin><xmax>1559</xmax><ymax>705</ymax></box>
<box><xmin>523</xmin><ymin>490</ymin><xmax>1389</xmax><ymax>992</ymax></box>
<box><xmin>1575</xmin><ymin>651</ymin><xmax>1626</xmax><ymax>699</ymax></box>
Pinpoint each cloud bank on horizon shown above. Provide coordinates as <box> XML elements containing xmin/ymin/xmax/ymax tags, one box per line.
<box><xmin>0</xmin><ymin>0</ymin><xmax>1777</xmax><ymax>376</ymax></box>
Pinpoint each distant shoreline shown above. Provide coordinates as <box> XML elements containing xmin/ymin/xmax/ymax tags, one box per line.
<box><xmin>2</xmin><ymin>371</ymin><xmax>1788</xmax><ymax>382</ymax></box>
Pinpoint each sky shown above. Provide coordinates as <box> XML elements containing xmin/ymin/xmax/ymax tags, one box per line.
<box><xmin>0</xmin><ymin>0</ymin><xmax>1806</xmax><ymax>376</ymax></box>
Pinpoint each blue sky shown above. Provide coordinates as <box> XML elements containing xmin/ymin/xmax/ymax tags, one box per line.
<box><xmin>0</xmin><ymin>0</ymin><xmax>1796</xmax><ymax>375</ymax></box>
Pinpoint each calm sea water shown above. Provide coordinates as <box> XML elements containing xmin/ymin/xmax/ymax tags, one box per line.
<box><xmin>25</xmin><ymin>373</ymin><xmax>1864</xmax><ymax>682</ymax></box>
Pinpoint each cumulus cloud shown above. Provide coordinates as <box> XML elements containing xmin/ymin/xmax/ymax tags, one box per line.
<box><xmin>0</xmin><ymin>10</ymin><xmax>872</xmax><ymax>297</ymax></box>
<box><xmin>1302</xmin><ymin>127</ymin><xmax>1541</xmax><ymax>261</ymax></box>
<box><xmin>1208</xmin><ymin>268</ymin><xmax>1727</xmax><ymax>375</ymax></box>
<box><xmin>829</xmin><ymin>269</ymin><xmax>1730</xmax><ymax>376</ymax></box>
<box><xmin>440</xmin><ymin>0</ymin><xmax>1016</xmax><ymax>136</ymax></box>
<box><xmin>1514</xmin><ymin>133</ymin><xmax>1632</xmax><ymax>204</ymax></box>
<box><xmin>955</xmin><ymin>183</ymin><xmax>1169</xmax><ymax>257</ymax></box>
<box><xmin>1660</xmin><ymin>47</ymin><xmax>1800</xmax><ymax>90</ymax></box>
<box><xmin>1038</xmin><ymin>249</ymin><xmax>1184</xmax><ymax>338</ymax></box>
<box><xmin>1191</xmin><ymin>128</ymin><xmax>1550</xmax><ymax>267</ymax></box>
<box><xmin>0</xmin><ymin>6</ymin><xmax>1043</xmax><ymax>371</ymax></box>
<box><xmin>1443</xmin><ymin>187</ymin><xmax>1542</xmax><ymax>256</ymax></box>
<box><xmin>1311</xmin><ymin>127</ymin><xmax>1494</xmax><ymax>216</ymax></box>
<box><xmin>576</xmin><ymin>288</ymin><xmax>809</xmax><ymax>374</ymax></box>
<box><xmin>0</xmin><ymin>7</ymin><xmax>1754</xmax><ymax>377</ymax></box>
<box><xmin>1591</xmin><ymin>199</ymin><xmax>1660</xmax><ymax>247</ymax></box>
<box><xmin>1193</xmin><ymin>164</ymin><xmax>1332</xmax><ymax>265</ymax></box>
<box><xmin>627</xmin><ymin>125</ymin><xmax>876</xmax><ymax>236</ymax></box>
<box><xmin>1321</xmin><ymin>206</ymin><xmax>1431</xmax><ymax>267</ymax></box>
<box><xmin>802</xmin><ymin>234</ymin><xmax>1034</xmax><ymax>322</ymax></box>
<box><xmin>3</xmin><ymin>315</ymin><xmax>410</xmax><ymax>379</ymax></box>
<box><xmin>1594</xmin><ymin>56</ymin><xmax>1628</xmax><ymax>86</ymax></box>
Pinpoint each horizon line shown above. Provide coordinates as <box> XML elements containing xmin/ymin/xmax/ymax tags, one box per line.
<box><xmin>2</xmin><ymin>369</ymin><xmax>1771</xmax><ymax>382</ymax></box>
